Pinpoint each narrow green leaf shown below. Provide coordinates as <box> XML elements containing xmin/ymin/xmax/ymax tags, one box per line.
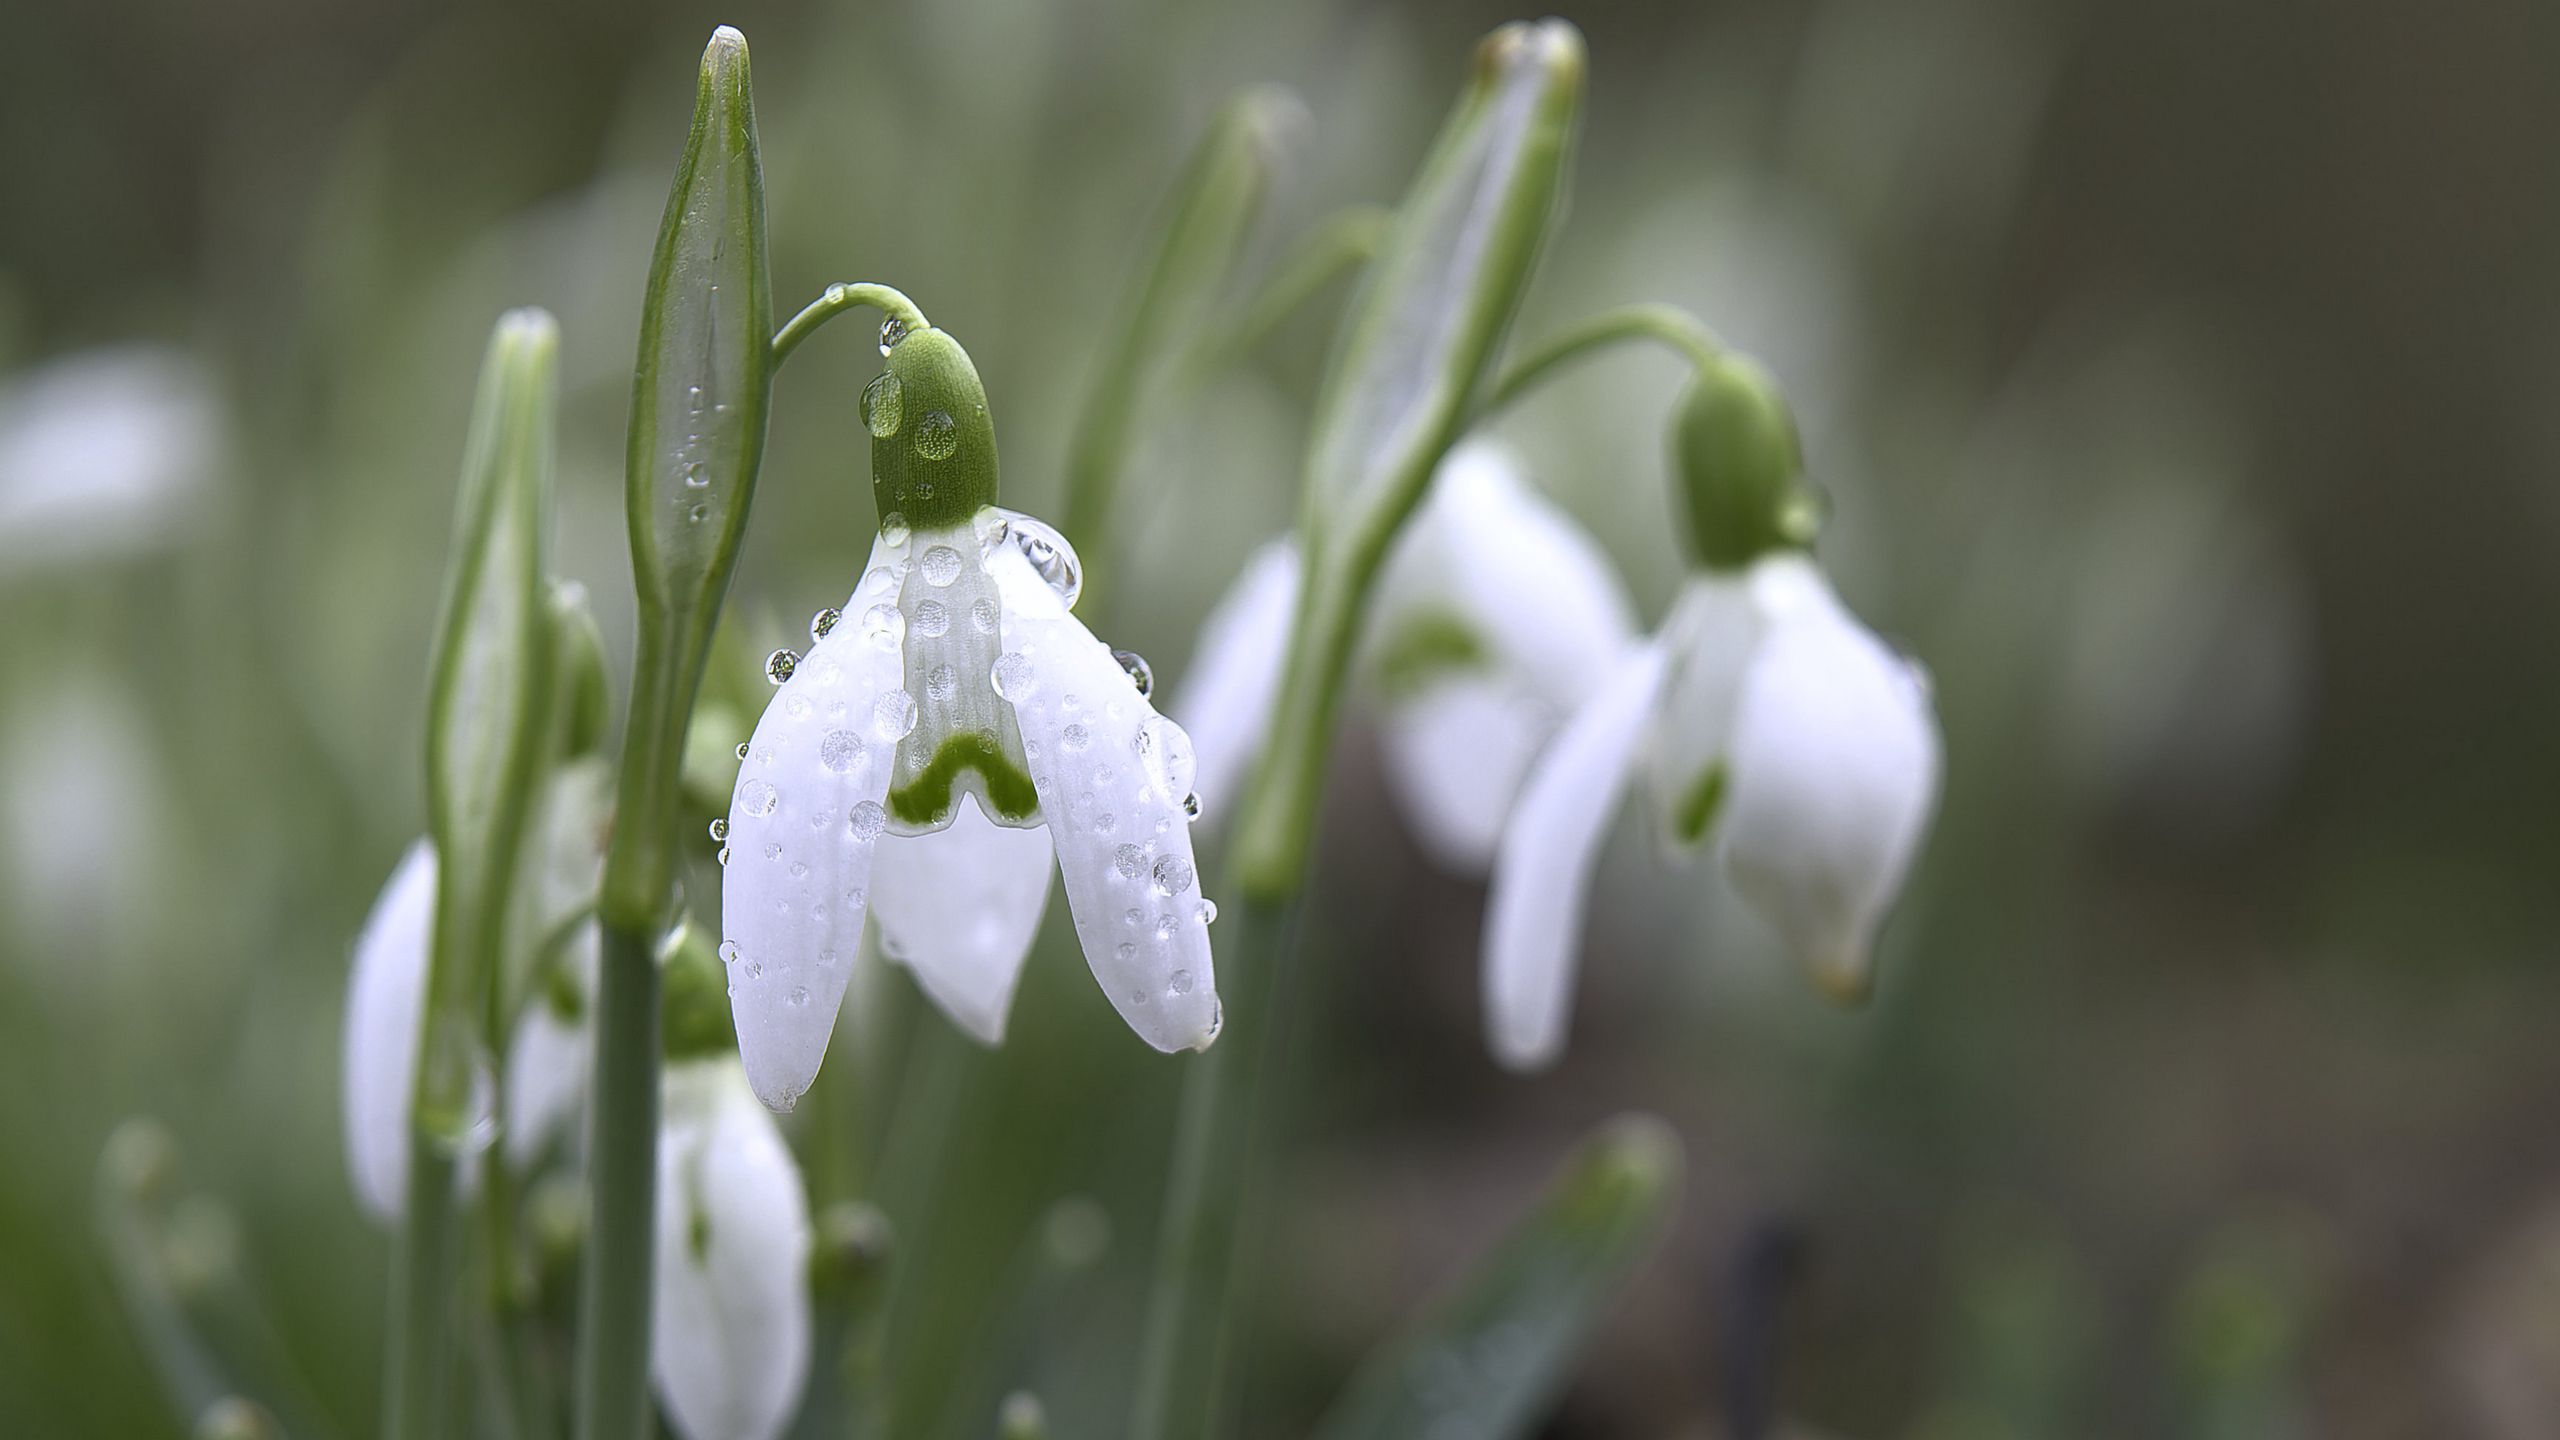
<box><xmin>604</xmin><ymin>23</ymin><xmax>773</xmax><ymax>931</ymax></box>
<box><xmin>1062</xmin><ymin>86</ymin><xmax>1301</xmax><ymax>580</ymax></box>
<box><xmin>1235</xmin><ymin>19</ymin><xmax>1584</xmax><ymax>899</ymax></box>
<box><xmin>1312</xmin><ymin>1115</ymin><xmax>1683</xmax><ymax>1440</ymax></box>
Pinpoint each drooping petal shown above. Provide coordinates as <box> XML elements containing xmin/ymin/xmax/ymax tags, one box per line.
<box><xmin>723</xmin><ymin>533</ymin><xmax>912</xmax><ymax>1111</ymax></box>
<box><xmin>342</xmin><ymin>839</ymin><xmax>437</xmax><ymax>1222</ymax></box>
<box><xmin>1376</xmin><ymin>676</ymin><xmax>1549</xmax><ymax>873</ymax></box>
<box><xmin>1717</xmin><ymin>560</ymin><xmax>1940</xmax><ymax>1001</ymax></box>
<box><xmin>870</xmin><ymin>794</ymin><xmax>1055</xmax><ymax>1045</ymax></box>
<box><xmin>651</xmin><ymin>1059</ymin><xmax>812</xmax><ymax>1440</ymax></box>
<box><xmin>992</xmin><ymin>541</ymin><xmax>1221</xmax><ymax>1052</ymax></box>
<box><xmin>503</xmin><ymin>917</ymin><xmax>595</xmax><ymax>1169</ymax></box>
<box><xmin>1409</xmin><ymin>439</ymin><xmax>1636</xmax><ymax>704</ymax></box>
<box><xmin>1171</xmin><ymin>538</ymin><xmax>1299</xmax><ymax>823</ymax></box>
<box><xmin>1638</xmin><ymin>570</ymin><xmax>1768</xmax><ymax>852</ymax></box>
<box><xmin>1482</xmin><ymin>644</ymin><xmax>1666</xmax><ymax>1071</ymax></box>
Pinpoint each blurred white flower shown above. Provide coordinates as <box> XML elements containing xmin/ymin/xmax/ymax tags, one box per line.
<box><xmin>342</xmin><ymin>840</ymin><xmax>437</xmax><ymax>1222</ymax></box>
<box><xmin>722</xmin><ymin>508</ymin><xmax>1219</xmax><ymax>1113</ymax></box>
<box><xmin>1175</xmin><ymin>438</ymin><xmax>1637</xmax><ymax>874</ymax></box>
<box><xmin>0</xmin><ymin>676</ymin><xmax>171</xmax><ymax>965</ymax></box>
<box><xmin>651</xmin><ymin>1058</ymin><xmax>812</xmax><ymax>1440</ymax></box>
<box><xmin>1484</xmin><ymin>552</ymin><xmax>1939</xmax><ymax>1069</ymax></box>
<box><xmin>0</xmin><ymin>345</ymin><xmax>221</xmax><ymax>576</ymax></box>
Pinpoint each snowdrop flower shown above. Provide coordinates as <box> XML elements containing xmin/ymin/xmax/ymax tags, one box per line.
<box><xmin>721</xmin><ymin>320</ymin><xmax>1219</xmax><ymax>1111</ymax></box>
<box><xmin>0</xmin><ymin>344</ymin><xmax>221</xmax><ymax>577</ymax></box>
<box><xmin>652</xmin><ymin>1056</ymin><xmax>812</xmax><ymax>1440</ymax></box>
<box><xmin>1176</xmin><ymin>438</ymin><xmax>1636</xmax><ymax>873</ymax></box>
<box><xmin>342</xmin><ymin>840</ymin><xmax>440</xmax><ymax>1222</ymax></box>
<box><xmin>1484</xmin><ymin>357</ymin><xmax>1940</xmax><ymax>1069</ymax></box>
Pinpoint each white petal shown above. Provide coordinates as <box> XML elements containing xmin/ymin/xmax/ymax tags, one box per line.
<box><xmin>651</xmin><ymin>1060</ymin><xmax>813</xmax><ymax>1440</ymax></box>
<box><xmin>1719</xmin><ymin>562</ymin><xmax>1940</xmax><ymax>1001</ymax></box>
<box><xmin>1170</xmin><ymin>538</ymin><xmax>1299</xmax><ymax>824</ymax></box>
<box><xmin>0</xmin><ymin>345</ymin><xmax>222</xmax><ymax>576</ymax></box>
<box><xmin>342</xmin><ymin>839</ymin><xmax>436</xmax><ymax>1222</ymax></box>
<box><xmin>502</xmin><ymin>920</ymin><xmax>595</xmax><ymax>1169</ymax></box>
<box><xmin>1482</xmin><ymin>644</ymin><xmax>1666</xmax><ymax>1071</ymax></box>
<box><xmin>1376</xmin><ymin>677</ymin><xmax>1549</xmax><ymax>874</ymax></box>
<box><xmin>1639</xmin><ymin>570</ymin><xmax>1768</xmax><ymax>851</ymax></box>
<box><xmin>993</xmin><ymin>543</ymin><xmax>1222</xmax><ymax>1052</ymax></box>
<box><xmin>1412</xmin><ymin>438</ymin><xmax>1636</xmax><ymax>704</ymax></box>
<box><xmin>723</xmin><ymin>535</ymin><xmax>911</xmax><ymax>1111</ymax></box>
<box><xmin>870</xmin><ymin>794</ymin><xmax>1055</xmax><ymax>1045</ymax></box>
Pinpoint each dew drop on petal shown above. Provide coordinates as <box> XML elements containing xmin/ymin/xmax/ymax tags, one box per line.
<box><xmin>919</xmin><ymin>544</ymin><xmax>963</xmax><ymax>586</ymax></box>
<box><xmin>912</xmin><ymin>411</ymin><xmax>959</xmax><ymax>462</ymax></box>
<box><xmin>766</xmin><ymin>649</ymin><xmax>800</xmax><ymax>685</ymax></box>
<box><xmin>1112</xmin><ymin>843</ymin><xmax>1145</xmax><ymax>880</ymax></box>
<box><xmin>717</xmin><ymin>846</ymin><xmax>730</xmax><ymax>865</ymax></box>
<box><xmin>819</xmin><ymin>730</ymin><xmax>866</xmax><ymax>774</ymax></box>
<box><xmin>707</xmin><ymin>817</ymin><xmax>729</xmax><ymax>843</ymax></box>
<box><xmin>971</xmin><ymin>597</ymin><xmax>998</xmax><ymax>634</ymax></box>
<box><xmin>1150</xmin><ymin>854</ymin><xmax>1196</xmax><ymax>897</ymax></box>
<box><xmin>719</xmin><ymin>941</ymin><xmax>739</xmax><ymax>967</ymax></box>
<box><xmin>991</xmin><ymin>652</ymin><xmax>1034</xmax><ymax>699</ymax></box>
<box><xmin>738</xmin><ymin>778</ymin><xmax>779</xmax><ymax>817</ymax></box>
<box><xmin>1062</xmin><ymin>723</ymin><xmax>1091</xmax><ymax>753</ymax></box>
<box><xmin>1181</xmin><ymin>792</ymin><xmax>1202</xmax><ymax>821</ymax></box>
<box><xmin>1135</xmin><ymin>716</ymin><xmax>1197</xmax><ymax>801</ymax></box>
<box><xmin>1003</xmin><ymin>513</ymin><xmax>1083</xmax><ymax>609</ymax></box>
<box><xmin>736</xmin><ymin>740</ymin><xmax>751</xmax><ymax>761</ymax></box>
<box><xmin>881</xmin><ymin>513</ymin><xmax>911</xmax><ymax>546</ymax></box>
<box><xmin>810</xmin><ymin>606</ymin><xmax>842</xmax><ymax>642</ymax></box>
<box><xmin>1112</xmin><ymin>650</ymin><xmax>1153</xmax><ymax>697</ymax></box>
<box><xmin>861</xmin><ymin>603</ymin><xmax>905</xmax><ymax>650</ymax></box>
<box><xmin>787</xmin><ymin>985</ymin><xmax>810</xmax><ymax>1008</ymax></box>
<box><xmin>912</xmin><ymin>598</ymin><xmax>950</xmax><ymax>638</ymax></box>
<box><xmin>1197</xmin><ymin>898</ymin><xmax>1218</xmax><ymax>925</ymax></box>
<box><xmin>848</xmin><ymin>802</ymin><xmax>888</xmax><ymax>841</ymax></box>
<box><xmin>873</xmin><ymin>690</ymin><xmax>918</xmax><ymax>740</ymax></box>
<box><xmin>1169</xmin><ymin>969</ymin><xmax>1194</xmax><ymax>995</ymax></box>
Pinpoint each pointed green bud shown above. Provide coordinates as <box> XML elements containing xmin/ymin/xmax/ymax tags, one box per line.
<box><xmin>606</xmin><ymin>25</ymin><xmax>773</xmax><ymax>930</ymax></box>
<box><xmin>426</xmin><ymin>309</ymin><xmax>560</xmax><ymax>1039</ymax></box>
<box><xmin>866</xmin><ymin>324</ymin><xmax>997</xmax><ymax>531</ymax></box>
<box><xmin>1062</xmin><ymin>85</ymin><xmax>1302</xmax><ymax>571</ymax></box>
<box><xmin>549</xmin><ymin>579</ymin><xmax>610</xmax><ymax>759</ymax></box>
<box><xmin>1238</xmin><ymin>19</ymin><xmax>1584</xmax><ymax>900</ymax></box>
<box><xmin>1671</xmin><ymin>354</ymin><xmax>1816</xmax><ymax>570</ymax></box>
<box><xmin>656</xmin><ymin>916</ymin><xmax>738</xmax><ymax>1062</ymax></box>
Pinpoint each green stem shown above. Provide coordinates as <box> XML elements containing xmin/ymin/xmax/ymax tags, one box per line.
<box><xmin>1129</xmin><ymin>895</ymin><xmax>1295</xmax><ymax>1440</ymax></box>
<box><xmin>1481</xmin><ymin>302</ymin><xmax>1722</xmax><ymax>415</ymax></box>
<box><xmin>571</xmin><ymin>921</ymin><xmax>663</xmax><ymax>1440</ymax></box>
<box><xmin>772</xmin><ymin>283</ymin><xmax>931</xmax><ymax>368</ymax></box>
<box><xmin>386</xmin><ymin>1142</ymin><xmax>460</xmax><ymax>1440</ymax></box>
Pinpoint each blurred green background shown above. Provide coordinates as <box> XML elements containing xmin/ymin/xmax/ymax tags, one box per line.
<box><xmin>5</xmin><ymin>0</ymin><xmax>2558</xmax><ymax>1435</ymax></box>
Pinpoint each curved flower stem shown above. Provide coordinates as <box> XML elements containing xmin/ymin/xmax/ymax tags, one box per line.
<box><xmin>772</xmin><ymin>283</ymin><xmax>931</xmax><ymax>369</ymax></box>
<box><xmin>1481</xmin><ymin>302</ymin><xmax>1724</xmax><ymax>415</ymax></box>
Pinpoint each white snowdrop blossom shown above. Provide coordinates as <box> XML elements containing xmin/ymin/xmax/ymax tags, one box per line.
<box><xmin>651</xmin><ymin>1058</ymin><xmax>812</xmax><ymax>1440</ymax></box>
<box><xmin>0</xmin><ymin>344</ymin><xmax>222</xmax><ymax>577</ymax></box>
<box><xmin>1174</xmin><ymin>439</ymin><xmax>1636</xmax><ymax>873</ymax></box>
<box><xmin>1485</xmin><ymin>552</ymin><xmax>1940</xmax><ymax>1069</ymax></box>
<box><xmin>342</xmin><ymin>840</ymin><xmax>439</xmax><ymax>1222</ymax></box>
<box><xmin>720</xmin><ymin>509</ymin><xmax>1221</xmax><ymax>1110</ymax></box>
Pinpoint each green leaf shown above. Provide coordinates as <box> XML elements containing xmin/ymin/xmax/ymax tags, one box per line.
<box><xmin>1312</xmin><ymin>1115</ymin><xmax>1683</xmax><ymax>1440</ymax></box>
<box><xmin>425</xmin><ymin>306</ymin><xmax>560</xmax><ymax>1046</ymax></box>
<box><xmin>1235</xmin><ymin>19</ymin><xmax>1584</xmax><ymax>899</ymax></box>
<box><xmin>604</xmin><ymin>24</ymin><xmax>773</xmax><ymax>931</ymax></box>
<box><xmin>1062</xmin><ymin>86</ymin><xmax>1301</xmax><ymax>579</ymax></box>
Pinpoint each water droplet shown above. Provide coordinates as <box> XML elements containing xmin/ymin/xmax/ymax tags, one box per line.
<box><xmin>764</xmin><ymin>842</ymin><xmax>782</xmax><ymax>861</ymax></box>
<box><xmin>991</xmin><ymin>652</ymin><xmax>1034</xmax><ymax>699</ymax></box>
<box><xmin>873</xmin><ymin>690</ymin><xmax>918</xmax><ymax>740</ymax></box>
<box><xmin>819</xmin><ymin>730</ymin><xmax>865</xmax><ymax>773</ymax></box>
<box><xmin>971</xmin><ymin>597</ymin><xmax>998</xmax><ymax>633</ymax></box>
<box><xmin>1124</xmin><ymin>908</ymin><xmax>1144</xmax><ymax>926</ymax></box>
<box><xmin>1117</xmin><ymin>942</ymin><xmax>1136</xmax><ymax>961</ymax></box>
<box><xmin>1151</xmin><ymin>854</ymin><xmax>1196</xmax><ymax>896</ymax></box>
<box><xmin>708</xmin><ymin>817</ymin><xmax>729</xmax><ymax>843</ymax></box>
<box><xmin>1197</xmin><ymin>899</ymin><xmax>1218</xmax><ymax>925</ymax></box>
<box><xmin>738</xmin><ymin>778</ymin><xmax>779</xmax><ymax>817</ymax></box>
<box><xmin>787</xmin><ymin>985</ymin><xmax>810</xmax><ymax>1008</ymax></box>
<box><xmin>1062</xmin><ymin>723</ymin><xmax>1091</xmax><ymax>752</ymax></box>
<box><xmin>881</xmin><ymin>513</ymin><xmax>911</xmax><ymax>546</ymax></box>
<box><xmin>789</xmin><ymin>860</ymin><xmax>809</xmax><ymax>878</ymax></box>
<box><xmin>862</xmin><ymin>373</ymin><xmax>903</xmax><ymax>437</ymax></box>
<box><xmin>1135</xmin><ymin>716</ymin><xmax>1197</xmax><ymax>802</ymax></box>
<box><xmin>878</xmin><ymin>316</ymin><xmax>908</xmax><ymax>354</ymax></box>
<box><xmin>683</xmin><ymin>461</ymin><xmax>709</xmax><ymax>488</ymax></box>
<box><xmin>1130</xmin><ymin>989</ymin><xmax>1149</xmax><ymax>1005</ymax></box>
<box><xmin>848</xmin><ymin>802</ymin><xmax>888</xmax><ymax>841</ymax></box>
<box><xmin>1001</xmin><ymin>513</ymin><xmax>1083</xmax><ymax>609</ymax></box>
<box><xmin>1181</xmin><ymin>792</ymin><xmax>1202</xmax><ymax>821</ymax></box>
<box><xmin>785</xmin><ymin>693</ymin><xmax>812</xmax><ymax>720</ymax></box>
<box><xmin>1112</xmin><ymin>649</ymin><xmax>1154</xmax><ymax>696</ymax></box>
<box><xmin>688</xmin><ymin>384</ymin><xmax>705</xmax><ymax>408</ymax></box>
<box><xmin>810</xmin><ymin>606</ymin><xmax>841</xmax><ymax>642</ymax></box>
<box><xmin>766</xmin><ymin>649</ymin><xmax>800</xmax><ymax>685</ymax></box>
<box><xmin>1169</xmin><ymin>969</ymin><xmax>1194</xmax><ymax>995</ymax></box>
<box><xmin>1112</xmin><ymin>843</ymin><xmax>1145</xmax><ymax>879</ymax></box>
<box><xmin>1095</xmin><ymin>810</ymin><xmax>1117</xmax><ymax>833</ymax></box>
<box><xmin>687</xmin><ymin>503</ymin><xmax>708</xmax><ymax>523</ymax></box>
<box><xmin>1154</xmin><ymin>913</ymin><xmax>1180</xmax><ymax>941</ymax></box>
<box><xmin>926</xmin><ymin>663</ymin><xmax>958</xmax><ymax>702</ymax></box>
<box><xmin>912</xmin><ymin>410</ymin><xmax>959</xmax><ymax>461</ymax></box>
<box><xmin>736</xmin><ymin>741</ymin><xmax>752</xmax><ymax>760</ymax></box>
<box><xmin>919</xmin><ymin>544</ymin><xmax>963</xmax><ymax>587</ymax></box>
<box><xmin>719</xmin><ymin>941</ymin><xmax>739</xmax><ymax>966</ymax></box>
<box><xmin>717</xmin><ymin>846</ymin><xmax>731</xmax><ymax>865</ymax></box>
<box><xmin>912</xmin><ymin>598</ymin><xmax>950</xmax><ymax>638</ymax></box>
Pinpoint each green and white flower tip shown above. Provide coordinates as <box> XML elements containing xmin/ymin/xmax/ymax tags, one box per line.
<box><xmin>722</xmin><ymin>321</ymin><xmax>1219</xmax><ymax>1112</ymax></box>
<box><xmin>1176</xmin><ymin>438</ymin><xmax>1636</xmax><ymax>875</ymax></box>
<box><xmin>1484</xmin><ymin>359</ymin><xmax>1941</xmax><ymax>1069</ymax></box>
<box><xmin>652</xmin><ymin>1056</ymin><xmax>811</xmax><ymax>1440</ymax></box>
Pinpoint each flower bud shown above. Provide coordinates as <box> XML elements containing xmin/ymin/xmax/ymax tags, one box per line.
<box><xmin>1669</xmin><ymin>354</ymin><xmax>1816</xmax><ymax>571</ymax></box>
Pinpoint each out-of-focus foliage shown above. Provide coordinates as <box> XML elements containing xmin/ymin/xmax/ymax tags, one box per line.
<box><xmin>4</xmin><ymin>0</ymin><xmax>2558</xmax><ymax>1435</ymax></box>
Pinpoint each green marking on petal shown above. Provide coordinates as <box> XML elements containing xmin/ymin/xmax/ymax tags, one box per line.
<box><xmin>888</xmin><ymin>730</ymin><xmax>1040</xmax><ymax>826</ymax></box>
<box><xmin>1673</xmin><ymin>761</ymin><xmax>1727</xmax><ymax>847</ymax></box>
<box><xmin>1371</xmin><ymin>608</ymin><xmax>1489</xmax><ymax>699</ymax></box>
